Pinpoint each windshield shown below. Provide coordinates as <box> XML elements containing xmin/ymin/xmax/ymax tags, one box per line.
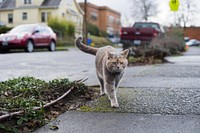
<box><xmin>9</xmin><ymin>25</ymin><xmax>34</xmax><ymax>33</ymax></box>
<box><xmin>134</xmin><ymin>23</ymin><xmax>159</xmax><ymax>29</ymax></box>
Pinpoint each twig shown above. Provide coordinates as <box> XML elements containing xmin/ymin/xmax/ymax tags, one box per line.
<box><xmin>0</xmin><ymin>78</ymin><xmax>87</xmax><ymax>122</ymax></box>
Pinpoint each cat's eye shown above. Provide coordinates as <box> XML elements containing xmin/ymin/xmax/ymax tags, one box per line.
<box><xmin>120</xmin><ymin>62</ymin><xmax>124</xmax><ymax>64</ymax></box>
<box><xmin>112</xmin><ymin>62</ymin><xmax>117</xmax><ymax>65</ymax></box>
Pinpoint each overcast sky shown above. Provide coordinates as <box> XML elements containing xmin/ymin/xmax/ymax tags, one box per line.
<box><xmin>77</xmin><ymin>0</ymin><xmax>200</xmax><ymax>27</ymax></box>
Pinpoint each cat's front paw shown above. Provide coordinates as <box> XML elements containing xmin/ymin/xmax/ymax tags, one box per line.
<box><xmin>111</xmin><ymin>101</ymin><xmax>119</xmax><ymax>108</ymax></box>
<box><xmin>100</xmin><ymin>92</ymin><xmax>106</xmax><ymax>96</ymax></box>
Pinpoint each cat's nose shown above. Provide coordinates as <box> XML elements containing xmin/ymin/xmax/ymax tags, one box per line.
<box><xmin>117</xmin><ymin>66</ymin><xmax>120</xmax><ymax>69</ymax></box>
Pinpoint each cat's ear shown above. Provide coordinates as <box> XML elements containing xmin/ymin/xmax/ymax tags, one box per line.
<box><xmin>121</xmin><ymin>49</ymin><xmax>129</xmax><ymax>58</ymax></box>
<box><xmin>107</xmin><ymin>51</ymin><xmax>113</xmax><ymax>59</ymax></box>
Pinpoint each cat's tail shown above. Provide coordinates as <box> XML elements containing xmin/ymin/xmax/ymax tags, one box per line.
<box><xmin>75</xmin><ymin>35</ymin><xmax>98</xmax><ymax>56</ymax></box>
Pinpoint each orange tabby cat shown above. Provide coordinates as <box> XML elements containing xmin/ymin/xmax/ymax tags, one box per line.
<box><xmin>75</xmin><ymin>36</ymin><xmax>129</xmax><ymax>107</ymax></box>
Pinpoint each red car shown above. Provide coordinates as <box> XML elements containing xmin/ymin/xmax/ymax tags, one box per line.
<box><xmin>0</xmin><ymin>24</ymin><xmax>57</xmax><ymax>52</ymax></box>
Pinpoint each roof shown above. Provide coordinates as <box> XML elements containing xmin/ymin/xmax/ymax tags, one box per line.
<box><xmin>0</xmin><ymin>0</ymin><xmax>15</xmax><ymax>10</ymax></box>
<box><xmin>40</xmin><ymin>0</ymin><xmax>61</xmax><ymax>8</ymax></box>
<box><xmin>0</xmin><ymin>0</ymin><xmax>62</xmax><ymax>10</ymax></box>
<box><xmin>79</xmin><ymin>2</ymin><xmax>120</xmax><ymax>16</ymax></box>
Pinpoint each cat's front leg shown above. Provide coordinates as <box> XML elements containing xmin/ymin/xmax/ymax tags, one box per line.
<box><xmin>105</xmin><ymin>83</ymin><xmax>119</xmax><ymax>108</ymax></box>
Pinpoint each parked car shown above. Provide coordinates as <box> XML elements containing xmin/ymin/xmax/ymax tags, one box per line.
<box><xmin>186</xmin><ymin>39</ymin><xmax>200</xmax><ymax>46</ymax></box>
<box><xmin>0</xmin><ymin>24</ymin><xmax>57</xmax><ymax>52</ymax></box>
<box><xmin>108</xmin><ymin>34</ymin><xmax>120</xmax><ymax>44</ymax></box>
<box><xmin>120</xmin><ymin>22</ymin><xmax>165</xmax><ymax>50</ymax></box>
<box><xmin>184</xmin><ymin>37</ymin><xmax>190</xmax><ymax>43</ymax></box>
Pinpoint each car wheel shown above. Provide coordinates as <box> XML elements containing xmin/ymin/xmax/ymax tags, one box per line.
<box><xmin>49</xmin><ymin>41</ymin><xmax>56</xmax><ymax>51</ymax></box>
<box><xmin>25</xmin><ymin>40</ymin><xmax>34</xmax><ymax>52</ymax></box>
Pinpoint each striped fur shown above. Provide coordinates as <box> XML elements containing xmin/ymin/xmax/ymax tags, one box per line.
<box><xmin>75</xmin><ymin>35</ymin><xmax>98</xmax><ymax>56</ymax></box>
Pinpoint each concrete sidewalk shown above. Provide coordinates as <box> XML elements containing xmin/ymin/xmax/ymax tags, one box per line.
<box><xmin>34</xmin><ymin>47</ymin><xmax>200</xmax><ymax>133</ymax></box>
<box><xmin>34</xmin><ymin>112</ymin><xmax>200</xmax><ymax>133</ymax></box>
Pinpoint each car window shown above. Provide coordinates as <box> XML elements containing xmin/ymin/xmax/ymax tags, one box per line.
<box><xmin>134</xmin><ymin>23</ymin><xmax>159</xmax><ymax>29</ymax></box>
<box><xmin>34</xmin><ymin>25</ymin><xmax>41</xmax><ymax>33</ymax></box>
<box><xmin>10</xmin><ymin>25</ymin><xmax>34</xmax><ymax>33</ymax></box>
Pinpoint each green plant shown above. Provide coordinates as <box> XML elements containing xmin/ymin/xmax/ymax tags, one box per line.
<box><xmin>87</xmin><ymin>23</ymin><xmax>100</xmax><ymax>36</ymax></box>
<box><xmin>0</xmin><ymin>77</ymin><xmax>90</xmax><ymax>132</ymax></box>
<box><xmin>0</xmin><ymin>26</ymin><xmax>12</xmax><ymax>34</ymax></box>
<box><xmin>48</xmin><ymin>17</ymin><xmax>75</xmax><ymax>37</ymax></box>
<box><xmin>89</xmin><ymin>35</ymin><xmax>112</xmax><ymax>47</ymax></box>
<box><xmin>66</xmin><ymin>21</ymin><xmax>75</xmax><ymax>37</ymax></box>
<box><xmin>48</xmin><ymin>17</ymin><xmax>68</xmax><ymax>36</ymax></box>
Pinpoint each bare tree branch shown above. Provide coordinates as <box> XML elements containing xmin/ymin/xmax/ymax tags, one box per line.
<box><xmin>131</xmin><ymin>0</ymin><xmax>158</xmax><ymax>21</ymax></box>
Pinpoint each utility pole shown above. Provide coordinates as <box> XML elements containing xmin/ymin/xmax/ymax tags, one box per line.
<box><xmin>83</xmin><ymin>0</ymin><xmax>88</xmax><ymax>45</ymax></box>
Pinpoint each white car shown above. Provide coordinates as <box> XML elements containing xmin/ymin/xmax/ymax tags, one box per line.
<box><xmin>186</xmin><ymin>39</ymin><xmax>200</xmax><ymax>46</ymax></box>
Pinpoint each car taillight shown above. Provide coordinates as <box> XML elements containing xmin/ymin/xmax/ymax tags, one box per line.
<box><xmin>120</xmin><ymin>29</ymin><xmax>122</xmax><ymax>35</ymax></box>
<box><xmin>153</xmin><ymin>32</ymin><xmax>158</xmax><ymax>37</ymax></box>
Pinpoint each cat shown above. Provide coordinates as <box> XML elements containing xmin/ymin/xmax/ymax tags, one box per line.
<box><xmin>75</xmin><ymin>36</ymin><xmax>129</xmax><ymax>108</ymax></box>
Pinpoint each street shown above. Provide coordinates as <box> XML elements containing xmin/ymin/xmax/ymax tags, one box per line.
<box><xmin>0</xmin><ymin>48</ymin><xmax>96</xmax><ymax>82</ymax></box>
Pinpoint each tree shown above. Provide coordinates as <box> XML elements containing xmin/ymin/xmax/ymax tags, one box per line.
<box><xmin>177</xmin><ymin>0</ymin><xmax>198</xmax><ymax>27</ymax></box>
<box><xmin>131</xmin><ymin>0</ymin><xmax>158</xmax><ymax>21</ymax></box>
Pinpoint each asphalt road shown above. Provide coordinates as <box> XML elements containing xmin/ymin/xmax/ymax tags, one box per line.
<box><xmin>0</xmin><ymin>48</ymin><xmax>96</xmax><ymax>82</ymax></box>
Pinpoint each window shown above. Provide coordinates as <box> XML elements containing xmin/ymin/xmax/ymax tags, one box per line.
<box><xmin>8</xmin><ymin>14</ymin><xmax>13</xmax><ymax>23</ymax></box>
<box><xmin>116</xmin><ymin>18</ymin><xmax>120</xmax><ymax>25</ymax></box>
<box><xmin>62</xmin><ymin>13</ymin><xmax>65</xmax><ymax>17</ymax></box>
<box><xmin>108</xmin><ymin>15</ymin><xmax>114</xmax><ymax>24</ymax></box>
<box><xmin>22</xmin><ymin>12</ymin><xmax>27</xmax><ymax>20</ymax></box>
<box><xmin>41</xmin><ymin>12</ymin><xmax>51</xmax><ymax>22</ymax></box>
<box><xmin>90</xmin><ymin>12</ymin><xmax>98</xmax><ymax>21</ymax></box>
<box><xmin>24</xmin><ymin>0</ymin><xmax>32</xmax><ymax>4</ymax></box>
<box><xmin>41</xmin><ymin>12</ymin><xmax>45</xmax><ymax>22</ymax></box>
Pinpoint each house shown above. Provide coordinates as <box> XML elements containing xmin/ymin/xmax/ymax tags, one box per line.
<box><xmin>79</xmin><ymin>2</ymin><xmax>121</xmax><ymax>36</ymax></box>
<box><xmin>0</xmin><ymin>0</ymin><xmax>84</xmax><ymax>34</ymax></box>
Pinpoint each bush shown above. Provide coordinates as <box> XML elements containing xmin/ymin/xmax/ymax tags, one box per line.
<box><xmin>89</xmin><ymin>35</ymin><xmax>112</xmax><ymax>47</ymax></box>
<box><xmin>48</xmin><ymin>17</ymin><xmax>75</xmax><ymax>37</ymax></box>
<box><xmin>128</xmin><ymin>27</ymin><xmax>185</xmax><ymax>64</ymax></box>
<box><xmin>48</xmin><ymin>17</ymin><xmax>75</xmax><ymax>46</ymax></box>
<box><xmin>87</xmin><ymin>23</ymin><xmax>100</xmax><ymax>36</ymax></box>
<box><xmin>0</xmin><ymin>26</ymin><xmax>12</xmax><ymax>34</ymax></box>
<box><xmin>99</xmin><ymin>30</ymin><xmax>108</xmax><ymax>37</ymax></box>
<box><xmin>67</xmin><ymin>21</ymin><xmax>75</xmax><ymax>37</ymax></box>
<box><xmin>151</xmin><ymin>27</ymin><xmax>185</xmax><ymax>55</ymax></box>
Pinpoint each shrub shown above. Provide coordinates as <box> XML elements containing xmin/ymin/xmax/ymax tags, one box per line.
<box><xmin>0</xmin><ymin>26</ymin><xmax>12</xmax><ymax>34</ymax></box>
<box><xmin>99</xmin><ymin>30</ymin><xmax>108</xmax><ymax>37</ymax></box>
<box><xmin>48</xmin><ymin>17</ymin><xmax>68</xmax><ymax>36</ymax></box>
<box><xmin>89</xmin><ymin>35</ymin><xmax>112</xmax><ymax>47</ymax></box>
<box><xmin>87</xmin><ymin>23</ymin><xmax>100</xmax><ymax>36</ymax></box>
<box><xmin>66</xmin><ymin>21</ymin><xmax>75</xmax><ymax>37</ymax></box>
<box><xmin>48</xmin><ymin>17</ymin><xmax>75</xmax><ymax>37</ymax></box>
<box><xmin>128</xmin><ymin>27</ymin><xmax>185</xmax><ymax>64</ymax></box>
<box><xmin>151</xmin><ymin>27</ymin><xmax>185</xmax><ymax>55</ymax></box>
<box><xmin>48</xmin><ymin>17</ymin><xmax>75</xmax><ymax>46</ymax></box>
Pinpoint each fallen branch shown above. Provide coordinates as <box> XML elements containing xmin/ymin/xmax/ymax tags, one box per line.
<box><xmin>0</xmin><ymin>78</ymin><xmax>88</xmax><ymax>122</ymax></box>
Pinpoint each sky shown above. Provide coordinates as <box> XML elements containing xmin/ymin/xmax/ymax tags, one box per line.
<box><xmin>77</xmin><ymin>0</ymin><xmax>200</xmax><ymax>27</ymax></box>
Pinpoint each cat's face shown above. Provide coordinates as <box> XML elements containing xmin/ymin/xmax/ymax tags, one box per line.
<box><xmin>106</xmin><ymin>49</ymin><xmax>129</xmax><ymax>73</ymax></box>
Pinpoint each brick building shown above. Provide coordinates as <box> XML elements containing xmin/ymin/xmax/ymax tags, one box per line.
<box><xmin>79</xmin><ymin>2</ymin><xmax>121</xmax><ymax>36</ymax></box>
<box><xmin>184</xmin><ymin>27</ymin><xmax>200</xmax><ymax>40</ymax></box>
